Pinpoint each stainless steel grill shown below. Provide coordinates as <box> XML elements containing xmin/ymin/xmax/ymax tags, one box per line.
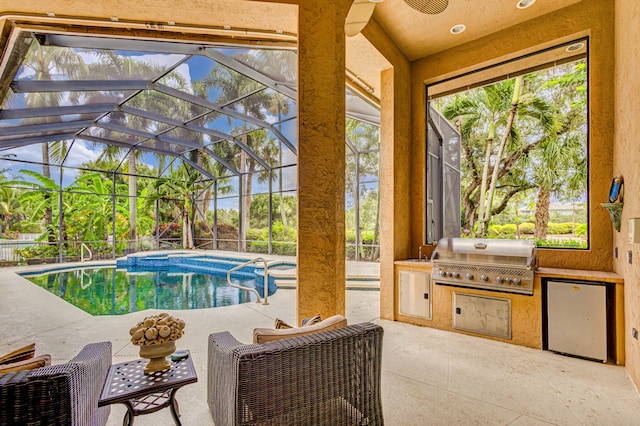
<box><xmin>430</xmin><ymin>238</ymin><xmax>537</xmax><ymax>295</ymax></box>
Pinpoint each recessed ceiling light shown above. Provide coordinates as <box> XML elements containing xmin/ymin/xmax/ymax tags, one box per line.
<box><xmin>450</xmin><ymin>24</ymin><xmax>466</xmax><ymax>35</ymax></box>
<box><xmin>516</xmin><ymin>0</ymin><xmax>536</xmax><ymax>9</ymax></box>
<box><xmin>223</xmin><ymin>25</ymin><xmax>231</xmax><ymax>30</ymax></box>
<box><xmin>566</xmin><ymin>42</ymin><xmax>585</xmax><ymax>53</ymax></box>
<box><xmin>110</xmin><ymin>16</ymin><xmax>119</xmax><ymax>22</ymax></box>
<box><xmin>46</xmin><ymin>12</ymin><xmax>55</xmax><ymax>17</ymax></box>
<box><xmin>275</xmin><ymin>29</ymin><xmax>283</xmax><ymax>34</ymax></box>
<box><xmin>167</xmin><ymin>21</ymin><xmax>176</xmax><ymax>26</ymax></box>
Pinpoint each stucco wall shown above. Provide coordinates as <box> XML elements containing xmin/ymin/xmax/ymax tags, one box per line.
<box><xmin>411</xmin><ymin>0</ymin><xmax>615</xmax><ymax>271</ymax></box>
<box><xmin>614</xmin><ymin>0</ymin><xmax>640</xmax><ymax>389</ymax></box>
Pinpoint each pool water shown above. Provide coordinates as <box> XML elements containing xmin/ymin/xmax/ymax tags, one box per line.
<box><xmin>23</xmin><ymin>267</ymin><xmax>271</xmax><ymax>316</ymax></box>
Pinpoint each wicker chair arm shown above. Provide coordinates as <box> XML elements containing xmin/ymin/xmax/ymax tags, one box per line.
<box><xmin>0</xmin><ymin>341</ymin><xmax>112</xmax><ymax>426</ymax></box>
<box><xmin>208</xmin><ymin>331</ymin><xmax>254</xmax><ymax>426</ymax></box>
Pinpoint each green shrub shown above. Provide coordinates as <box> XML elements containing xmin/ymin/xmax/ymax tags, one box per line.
<box><xmin>518</xmin><ymin>222</ymin><xmax>535</xmax><ymax>234</ymax></box>
<box><xmin>360</xmin><ymin>230</ymin><xmax>377</xmax><ymax>244</ymax></box>
<box><xmin>548</xmin><ymin>222</ymin><xmax>574</xmax><ymax>234</ymax></box>
<box><xmin>499</xmin><ymin>224</ymin><xmax>517</xmax><ymax>236</ymax></box>
<box><xmin>575</xmin><ymin>223</ymin><xmax>588</xmax><ymax>236</ymax></box>
<box><xmin>487</xmin><ymin>226</ymin><xmax>500</xmax><ymax>237</ymax></box>
<box><xmin>536</xmin><ymin>238</ymin><xmax>587</xmax><ymax>248</ymax></box>
<box><xmin>16</xmin><ymin>244</ymin><xmax>58</xmax><ymax>259</ymax></box>
<box><xmin>273</xmin><ymin>242</ymin><xmax>296</xmax><ymax>256</ymax></box>
<box><xmin>345</xmin><ymin>229</ymin><xmax>377</xmax><ymax>244</ymax></box>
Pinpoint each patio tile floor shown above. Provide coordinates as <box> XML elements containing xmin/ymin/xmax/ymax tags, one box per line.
<box><xmin>2</xmin><ymin>256</ymin><xmax>640</xmax><ymax>425</ymax></box>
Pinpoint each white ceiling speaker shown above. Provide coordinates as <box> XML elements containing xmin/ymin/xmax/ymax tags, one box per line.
<box><xmin>404</xmin><ymin>0</ymin><xmax>449</xmax><ymax>14</ymax></box>
<box><xmin>345</xmin><ymin>0</ymin><xmax>380</xmax><ymax>37</ymax></box>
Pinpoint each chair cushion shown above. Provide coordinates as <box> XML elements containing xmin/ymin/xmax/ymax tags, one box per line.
<box><xmin>274</xmin><ymin>318</ymin><xmax>293</xmax><ymax>329</ymax></box>
<box><xmin>0</xmin><ymin>343</ymin><xmax>36</xmax><ymax>365</ymax></box>
<box><xmin>274</xmin><ymin>314</ymin><xmax>322</xmax><ymax>329</ymax></box>
<box><xmin>254</xmin><ymin>315</ymin><xmax>347</xmax><ymax>344</ymax></box>
<box><xmin>0</xmin><ymin>354</ymin><xmax>51</xmax><ymax>374</ymax></box>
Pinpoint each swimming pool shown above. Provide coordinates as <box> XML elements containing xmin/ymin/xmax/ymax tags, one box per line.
<box><xmin>21</xmin><ymin>255</ymin><xmax>281</xmax><ymax>315</ymax></box>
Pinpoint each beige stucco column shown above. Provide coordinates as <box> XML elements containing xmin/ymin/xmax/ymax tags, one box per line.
<box><xmin>363</xmin><ymin>20</ymin><xmax>412</xmax><ymax>320</ymax></box>
<box><xmin>378</xmin><ymin>67</ymin><xmax>412</xmax><ymax>320</ymax></box>
<box><xmin>296</xmin><ymin>0</ymin><xmax>351</xmax><ymax>323</ymax></box>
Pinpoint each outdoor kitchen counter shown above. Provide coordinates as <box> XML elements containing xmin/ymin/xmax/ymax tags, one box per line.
<box><xmin>393</xmin><ymin>259</ymin><xmax>433</xmax><ymax>269</ymax></box>
<box><xmin>394</xmin><ymin>260</ymin><xmax>543</xmax><ymax>350</ymax></box>
<box><xmin>393</xmin><ymin>262</ymin><xmax>625</xmax><ymax>364</ymax></box>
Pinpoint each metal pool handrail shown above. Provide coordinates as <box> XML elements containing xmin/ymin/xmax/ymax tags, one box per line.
<box><xmin>227</xmin><ymin>257</ymin><xmax>269</xmax><ymax>305</ymax></box>
<box><xmin>81</xmin><ymin>243</ymin><xmax>93</xmax><ymax>262</ymax></box>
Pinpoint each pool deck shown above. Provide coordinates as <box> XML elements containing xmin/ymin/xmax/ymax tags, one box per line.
<box><xmin>2</xmin><ymin>251</ymin><xmax>640</xmax><ymax>425</ymax></box>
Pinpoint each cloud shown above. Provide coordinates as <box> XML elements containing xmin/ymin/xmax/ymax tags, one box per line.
<box><xmin>63</xmin><ymin>140</ymin><xmax>102</xmax><ymax>167</ymax></box>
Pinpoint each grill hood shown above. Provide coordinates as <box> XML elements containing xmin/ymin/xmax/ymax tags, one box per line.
<box><xmin>431</xmin><ymin>238</ymin><xmax>537</xmax><ymax>269</ymax></box>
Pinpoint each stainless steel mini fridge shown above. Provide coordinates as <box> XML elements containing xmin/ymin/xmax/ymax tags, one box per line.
<box><xmin>547</xmin><ymin>280</ymin><xmax>607</xmax><ymax>362</ymax></box>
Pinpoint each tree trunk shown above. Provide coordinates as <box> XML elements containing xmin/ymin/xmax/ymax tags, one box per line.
<box><xmin>128</xmin><ymin>150</ymin><xmax>137</xmax><ymax>251</ymax></box>
<box><xmin>240</xmin><ymin>145</ymin><xmax>248</xmax><ymax>252</ymax></box>
<box><xmin>182</xmin><ymin>201</ymin><xmax>194</xmax><ymax>249</ymax></box>
<box><xmin>534</xmin><ymin>187</ymin><xmax>550</xmax><ymax>239</ymax></box>
<box><xmin>463</xmin><ymin>197</ymin><xmax>477</xmax><ymax>232</ymax></box>
<box><xmin>371</xmin><ymin>191</ymin><xmax>380</xmax><ymax>260</ymax></box>
<box><xmin>279</xmin><ymin>151</ymin><xmax>289</xmax><ymax>232</ymax></box>
<box><xmin>483</xmin><ymin>76</ymin><xmax>523</xmax><ymax>232</ymax></box>
<box><xmin>196</xmin><ymin>149</ymin><xmax>207</xmax><ymax>218</ymax></box>
<box><xmin>475</xmin><ymin>132</ymin><xmax>493</xmax><ymax>237</ymax></box>
<box><xmin>42</xmin><ymin>143</ymin><xmax>54</xmax><ymax>243</ymax></box>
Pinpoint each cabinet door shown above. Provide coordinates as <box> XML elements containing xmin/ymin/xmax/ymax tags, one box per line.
<box><xmin>547</xmin><ymin>280</ymin><xmax>607</xmax><ymax>362</ymax></box>
<box><xmin>453</xmin><ymin>293</ymin><xmax>511</xmax><ymax>339</ymax></box>
<box><xmin>399</xmin><ymin>271</ymin><xmax>431</xmax><ymax>319</ymax></box>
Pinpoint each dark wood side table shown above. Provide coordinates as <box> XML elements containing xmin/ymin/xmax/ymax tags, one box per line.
<box><xmin>99</xmin><ymin>353</ymin><xmax>197</xmax><ymax>425</ymax></box>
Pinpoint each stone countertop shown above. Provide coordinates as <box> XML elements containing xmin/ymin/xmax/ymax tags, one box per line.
<box><xmin>394</xmin><ymin>259</ymin><xmax>433</xmax><ymax>267</ymax></box>
<box><xmin>535</xmin><ymin>267</ymin><xmax>624</xmax><ymax>283</ymax></box>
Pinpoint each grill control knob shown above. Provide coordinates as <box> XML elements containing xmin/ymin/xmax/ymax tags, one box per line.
<box><xmin>505</xmin><ymin>278</ymin><xmax>513</xmax><ymax>284</ymax></box>
<box><xmin>453</xmin><ymin>272</ymin><xmax>460</xmax><ymax>279</ymax></box>
<box><xmin>439</xmin><ymin>270</ymin><xmax>446</xmax><ymax>277</ymax></box>
<box><xmin>480</xmin><ymin>275</ymin><xmax>489</xmax><ymax>282</ymax></box>
<box><xmin>495</xmin><ymin>276</ymin><xmax>504</xmax><ymax>284</ymax></box>
<box><xmin>466</xmin><ymin>273</ymin><xmax>475</xmax><ymax>280</ymax></box>
<box><xmin>446</xmin><ymin>272</ymin><xmax>453</xmax><ymax>278</ymax></box>
<box><xmin>513</xmin><ymin>278</ymin><xmax>522</xmax><ymax>286</ymax></box>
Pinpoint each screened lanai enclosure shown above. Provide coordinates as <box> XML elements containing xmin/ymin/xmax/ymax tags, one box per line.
<box><xmin>0</xmin><ymin>29</ymin><xmax>380</xmax><ymax>265</ymax></box>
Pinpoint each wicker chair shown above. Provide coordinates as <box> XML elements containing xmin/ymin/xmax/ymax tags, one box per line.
<box><xmin>208</xmin><ymin>322</ymin><xmax>384</xmax><ymax>426</ymax></box>
<box><xmin>0</xmin><ymin>341</ymin><xmax>112</xmax><ymax>426</ymax></box>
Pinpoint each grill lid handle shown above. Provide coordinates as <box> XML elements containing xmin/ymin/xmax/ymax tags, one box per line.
<box><xmin>474</xmin><ymin>243</ymin><xmax>487</xmax><ymax>250</ymax></box>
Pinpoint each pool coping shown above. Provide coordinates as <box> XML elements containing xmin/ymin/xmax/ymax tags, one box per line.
<box><xmin>10</xmin><ymin>249</ymin><xmax>380</xmax><ymax>290</ymax></box>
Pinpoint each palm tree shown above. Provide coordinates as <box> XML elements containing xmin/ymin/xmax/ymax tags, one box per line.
<box><xmin>202</xmin><ymin>62</ymin><xmax>274</xmax><ymax>251</ymax></box>
<box><xmin>267</xmin><ymin>93</ymin><xmax>292</xmax><ymax>231</ymax></box>
<box><xmin>235</xmin><ymin>50</ymin><xmax>296</xmax><ymax>234</ymax></box>
<box><xmin>152</xmin><ymin>166</ymin><xmax>206</xmax><ymax>249</ymax></box>
<box><xmin>526</xmin><ymin>62</ymin><xmax>587</xmax><ymax>239</ymax></box>
<box><xmin>441</xmin><ymin>76</ymin><xmax>555</xmax><ymax>236</ymax></box>
<box><xmin>16</xmin><ymin>42</ymin><xmax>87</xmax><ymax>240</ymax></box>
<box><xmin>346</xmin><ymin>118</ymin><xmax>380</xmax><ymax>260</ymax></box>
<box><xmin>86</xmin><ymin>52</ymin><xmax>183</xmax><ymax>251</ymax></box>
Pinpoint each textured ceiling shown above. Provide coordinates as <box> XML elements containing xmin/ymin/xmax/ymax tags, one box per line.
<box><xmin>372</xmin><ymin>0</ymin><xmax>582</xmax><ymax>60</ymax></box>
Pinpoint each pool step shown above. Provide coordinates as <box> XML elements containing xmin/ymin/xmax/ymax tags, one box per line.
<box><xmin>274</xmin><ymin>279</ymin><xmax>380</xmax><ymax>290</ymax></box>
